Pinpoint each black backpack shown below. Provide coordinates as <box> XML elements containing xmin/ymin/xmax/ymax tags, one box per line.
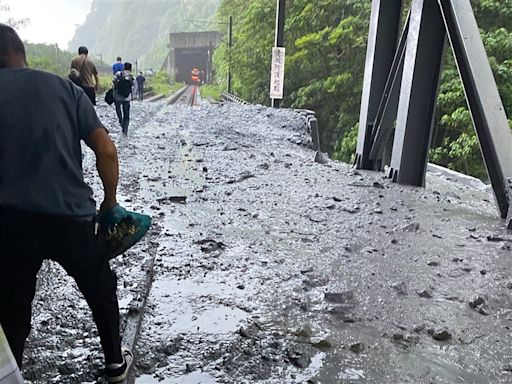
<box><xmin>105</xmin><ymin>88</ymin><xmax>114</xmax><ymax>105</ymax></box>
<box><xmin>116</xmin><ymin>75</ymin><xmax>133</xmax><ymax>98</ymax></box>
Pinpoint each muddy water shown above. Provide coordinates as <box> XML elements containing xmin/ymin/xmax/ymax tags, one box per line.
<box><xmin>20</xmin><ymin>98</ymin><xmax>512</xmax><ymax>383</ymax></box>
<box><xmin>129</xmin><ymin>103</ymin><xmax>512</xmax><ymax>383</ymax></box>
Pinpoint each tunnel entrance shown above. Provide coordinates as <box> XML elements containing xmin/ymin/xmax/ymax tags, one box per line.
<box><xmin>175</xmin><ymin>48</ymin><xmax>209</xmax><ymax>84</ymax></box>
<box><xmin>162</xmin><ymin>31</ymin><xmax>221</xmax><ymax>85</ymax></box>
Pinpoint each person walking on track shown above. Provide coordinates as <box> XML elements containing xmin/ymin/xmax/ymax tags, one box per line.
<box><xmin>136</xmin><ymin>71</ymin><xmax>146</xmax><ymax>101</ymax></box>
<box><xmin>70</xmin><ymin>46</ymin><xmax>100</xmax><ymax>105</ymax></box>
<box><xmin>113</xmin><ymin>62</ymin><xmax>135</xmax><ymax>135</ymax></box>
<box><xmin>0</xmin><ymin>24</ymin><xmax>133</xmax><ymax>383</ymax></box>
<box><xmin>112</xmin><ymin>57</ymin><xmax>124</xmax><ymax>75</ymax></box>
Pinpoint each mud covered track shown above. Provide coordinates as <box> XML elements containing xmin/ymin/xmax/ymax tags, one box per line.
<box><xmin>169</xmin><ymin>86</ymin><xmax>198</xmax><ymax>107</ymax></box>
<box><xmin>21</xmin><ymin>99</ymin><xmax>512</xmax><ymax>384</ymax></box>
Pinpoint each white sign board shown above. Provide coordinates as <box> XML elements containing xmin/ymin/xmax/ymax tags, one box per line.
<box><xmin>270</xmin><ymin>47</ymin><xmax>286</xmax><ymax>100</ymax></box>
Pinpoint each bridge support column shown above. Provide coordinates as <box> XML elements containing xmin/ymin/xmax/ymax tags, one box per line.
<box><xmin>355</xmin><ymin>0</ymin><xmax>403</xmax><ymax>170</ymax></box>
<box><xmin>388</xmin><ymin>0</ymin><xmax>445</xmax><ymax>186</ymax></box>
<box><xmin>368</xmin><ymin>12</ymin><xmax>410</xmax><ymax>170</ymax></box>
<box><xmin>439</xmin><ymin>0</ymin><xmax>512</xmax><ymax>221</ymax></box>
<box><xmin>357</xmin><ymin>0</ymin><xmax>512</xmax><ymax>226</ymax></box>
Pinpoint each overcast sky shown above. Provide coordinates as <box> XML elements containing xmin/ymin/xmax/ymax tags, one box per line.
<box><xmin>7</xmin><ymin>0</ymin><xmax>92</xmax><ymax>50</ymax></box>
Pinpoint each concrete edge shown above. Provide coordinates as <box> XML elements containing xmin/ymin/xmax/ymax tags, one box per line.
<box><xmin>145</xmin><ymin>94</ymin><xmax>166</xmax><ymax>103</ymax></box>
<box><xmin>426</xmin><ymin>163</ymin><xmax>489</xmax><ymax>190</ymax></box>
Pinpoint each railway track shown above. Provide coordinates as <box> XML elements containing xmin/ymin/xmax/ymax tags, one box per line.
<box><xmin>146</xmin><ymin>85</ymin><xmax>200</xmax><ymax>106</ymax></box>
<box><xmin>172</xmin><ymin>85</ymin><xmax>198</xmax><ymax>106</ymax></box>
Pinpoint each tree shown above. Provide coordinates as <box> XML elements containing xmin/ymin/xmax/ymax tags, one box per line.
<box><xmin>215</xmin><ymin>0</ymin><xmax>512</xmax><ymax>180</ymax></box>
<box><xmin>214</xmin><ymin>0</ymin><xmax>370</xmax><ymax>152</ymax></box>
<box><xmin>25</xmin><ymin>43</ymin><xmax>76</xmax><ymax>76</ymax></box>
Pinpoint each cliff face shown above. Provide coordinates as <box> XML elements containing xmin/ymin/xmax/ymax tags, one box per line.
<box><xmin>69</xmin><ymin>0</ymin><xmax>220</xmax><ymax>68</ymax></box>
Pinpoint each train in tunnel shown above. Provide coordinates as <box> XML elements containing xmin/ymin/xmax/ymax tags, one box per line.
<box><xmin>164</xmin><ymin>32</ymin><xmax>221</xmax><ymax>85</ymax></box>
<box><xmin>175</xmin><ymin>48</ymin><xmax>209</xmax><ymax>85</ymax></box>
<box><xmin>190</xmin><ymin>68</ymin><xmax>201</xmax><ymax>84</ymax></box>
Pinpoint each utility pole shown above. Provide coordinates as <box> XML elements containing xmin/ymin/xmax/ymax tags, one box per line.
<box><xmin>271</xmin><ymin>0</ymin><xmax>286</xmax><ymax>108</ymax></box>
<box><xmin>55</xmin><ymin>43</ymin><xmax>59</xmax><ymax>67</ymax></box>
<box><xmin>228</xmin><ymin>15</ymin><xmax>233</xmax><ymax>94</ymax></box>
<box><xmin>207</xmin><ymin>41</ymin><xmax>213</xmax><ymax>84</ymax></box>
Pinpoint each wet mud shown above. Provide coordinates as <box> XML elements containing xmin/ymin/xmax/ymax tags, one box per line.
<box><xmin>21</xmin><ymin>97</ymin><xmax>512</xmax><ymax>383</ymax></box>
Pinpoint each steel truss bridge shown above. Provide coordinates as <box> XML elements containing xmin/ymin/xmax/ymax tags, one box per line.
<box><xmin>355</xmin><ymin>0</ymin><xmax>512</xmax><ymax>228</ymax></box>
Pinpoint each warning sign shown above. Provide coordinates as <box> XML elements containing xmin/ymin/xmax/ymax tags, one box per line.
<box><xmin>270</xmin><ymin>47</ymin><xmax>286</xmax><ymax>100</ymax></box>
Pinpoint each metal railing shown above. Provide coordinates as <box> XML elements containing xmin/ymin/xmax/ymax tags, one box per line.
<box><xmin>220</xmin><ymin>92</ymin><xmax>250</xmax><ymax>105</ymax></box>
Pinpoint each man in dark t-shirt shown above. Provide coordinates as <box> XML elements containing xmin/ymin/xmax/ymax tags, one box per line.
<box><xmin>136</xmin><ymin>71</ymin><xmax>145</xmax><ymax>100</ymax></box>
<box><xmin>0</xmin><ymin>24</ymin><xmax>132</xmax><ymax>382</ymax></box>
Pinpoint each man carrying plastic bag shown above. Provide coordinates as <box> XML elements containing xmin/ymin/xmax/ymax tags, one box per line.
<box><xmin>0</xmin><ymin>24</ymin><xmax>150</xmax><ymax>382</ymax></box>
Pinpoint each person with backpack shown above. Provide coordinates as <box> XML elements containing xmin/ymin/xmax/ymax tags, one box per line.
<box><xmin>70</xmin><ymin>46</ymin><xmax>99</xmax><ymax>105</ymax></box>
<box><xmin>0</xmin><ymin>24</ymin><xmax>133</xmax><ymax>382</ymax></box>
<box><xmin>113</xmin><ymin>62</ymin><xmax>134</xmax><ymax>135</ymax></box>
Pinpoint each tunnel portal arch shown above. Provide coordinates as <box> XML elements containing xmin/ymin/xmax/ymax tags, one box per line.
<box><xmin>162</xmin><ymin>31</ymin><xmax>221</xmax><ymax>84</ymax></box>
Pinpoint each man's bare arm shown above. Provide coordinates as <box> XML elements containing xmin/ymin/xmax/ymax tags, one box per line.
<box><xmin>85</xmin><ymin>128</ymin><xmax>119</xmax><ymax>211</ymax></box>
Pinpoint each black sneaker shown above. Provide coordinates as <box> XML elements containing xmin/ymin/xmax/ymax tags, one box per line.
<box><xmin>105</xmin><ymin>348</ymin><xmax>134</xmax><ymax>383</ymax></box>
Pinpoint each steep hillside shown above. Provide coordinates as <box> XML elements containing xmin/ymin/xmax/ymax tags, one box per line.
<box><xmin>70</xmin><ymin>0</ymin><xmax>220</xmax><ymax>69</ymax></box>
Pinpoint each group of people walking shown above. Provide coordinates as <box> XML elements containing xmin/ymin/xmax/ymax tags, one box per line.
<box><xmin>69</xmin><ymin>49</ymin><xmax>146</xmax><ymax>136</ymax></box>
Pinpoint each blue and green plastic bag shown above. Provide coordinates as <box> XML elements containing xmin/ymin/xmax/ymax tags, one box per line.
<box><xmin>97</xmin><ymin>204</ymin><xmax>152</xmax><ymax>259</ymax></box>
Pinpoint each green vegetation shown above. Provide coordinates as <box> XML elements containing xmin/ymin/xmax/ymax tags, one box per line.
<box><xmin>148</xmin><ymin>71</ymin><xmax>172</xmax><ymax>95</ymax></box>
<box><xmin>214</xmin><ymin>0</ymin><xmax>370</xmax><ymax>157</ymax></box>
<box><xmin>215</xmin><ymin>0</ymin><xmax>512</xmax><ymax>180</ymax></box>
<box><xmin>24</xmin><ymin>43</ymin><xmax>111</xmax><ymax>93</ymax></box>
<box><xmin>97</xmin><ymin>74</ymin><xmax>114</xmax><ymax>94</ymax></box>
<box><xmin>200</xmin><ymin>84</ymin><xmax>223</xmax><ymax>101</ymax></box>
<box><xmin>25</xmin><ymin>43</ymin><xmax>75</xmax><ymax>76</ymax></box>
<box><xmin>147</xmin><ymin>71</ymin><xmax>184</xmax><ymax>97</ymax></box>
